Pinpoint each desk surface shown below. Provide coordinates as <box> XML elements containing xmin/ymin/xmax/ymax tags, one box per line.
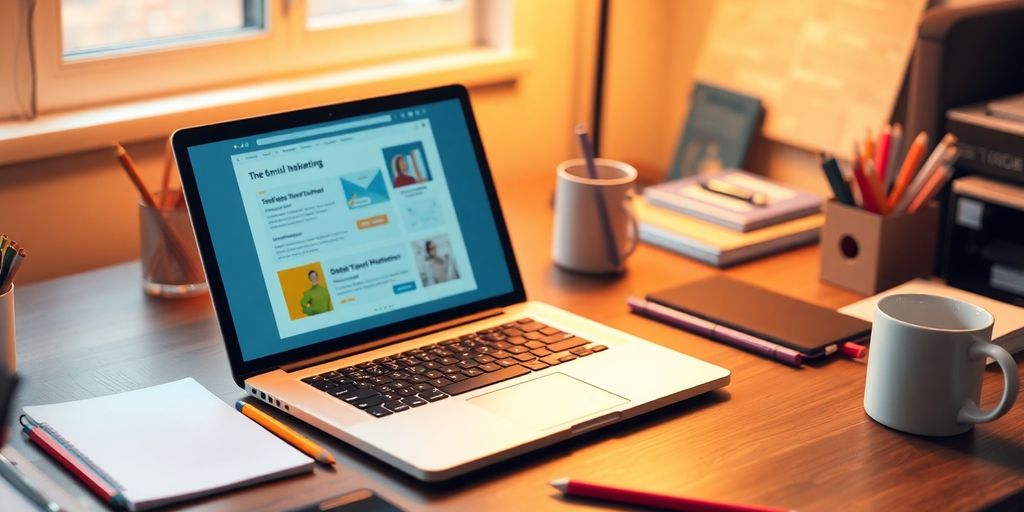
<box><xmin>8</xmin><ymin>174</ymin><xmax>1024</xmax><ymax>512</ymax></box>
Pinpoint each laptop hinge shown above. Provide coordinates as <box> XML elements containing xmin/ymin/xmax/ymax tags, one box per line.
<box><xmin>278</xmin><ymin>308</ymin><xmax>506</xmax><ymax>373</ymax></box>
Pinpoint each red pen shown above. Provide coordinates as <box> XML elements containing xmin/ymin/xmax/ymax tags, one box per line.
<box><xmin>551</xmin><ymin>478</ymin><xmax>792</xmax><ymax>512</ymax></box>
<box><xmin>22</xmin><ymin>419</ymin><xmax>129</xmax><ymax>509</ymax></box>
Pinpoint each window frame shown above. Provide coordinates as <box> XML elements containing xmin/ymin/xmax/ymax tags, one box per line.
<box><xmin>33</xmin><ymin>0</ymin><xmax>477</xmax><ymax>113</ymax></box>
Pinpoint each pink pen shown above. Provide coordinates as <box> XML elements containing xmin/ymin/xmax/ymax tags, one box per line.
<box><xmin>628</xmin><ymin>297</ymin><xmax>804</xmax><ymax>367</ymax></box>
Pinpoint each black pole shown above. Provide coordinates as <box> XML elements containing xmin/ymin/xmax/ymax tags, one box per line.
<box><xmin>592</xmin><ymin>0</ymin><xmax>611</xmax><ymax>157</ymax></box>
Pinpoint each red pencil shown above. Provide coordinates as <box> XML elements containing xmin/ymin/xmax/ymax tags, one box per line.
<box><xmin>24</xmin><ymin>423</ymin><xmax>127</xmax><ymax>507</ymax></box>
<box><xmin>551</xmin><ymin>478</ymin><xmax>791</xmax><ymax>512</ymax></box>
<box><xmin>876</xmin><ymin>124</ymin><xmax>892</xmax><ymax>184</ymax></box>
<box><xmin>850</xmin><ymin>141</ymin><xmax>881</xmax><ymax>214</ymax></box>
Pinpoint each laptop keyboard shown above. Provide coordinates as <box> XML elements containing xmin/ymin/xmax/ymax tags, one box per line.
<box><xmin>300</xmin><ymin>318</ymin><xmax>608</xmax><ymax>418</ymax></box>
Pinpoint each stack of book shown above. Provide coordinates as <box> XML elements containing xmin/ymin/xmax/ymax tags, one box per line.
<box><xmin>637</xmin><ymin>170</ymin><xmax>824</xmax><ymax>267</ymax></box>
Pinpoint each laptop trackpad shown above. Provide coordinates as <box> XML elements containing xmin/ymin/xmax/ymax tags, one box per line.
<box><xmin>467</xmin><ymin>373</ymin><xmax>628</xmax><ymax>431</ymax></box>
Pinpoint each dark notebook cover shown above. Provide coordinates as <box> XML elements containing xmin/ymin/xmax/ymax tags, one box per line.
<box><xmin>648</xmin><ymin>275</ymin><xmax>871</xmax><ymax>356</ymax></box>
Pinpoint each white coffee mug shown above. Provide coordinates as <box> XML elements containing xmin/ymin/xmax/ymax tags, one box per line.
<box><xmin>864</xmin><ymin>294</ymin><xmax>1019</xmax><ymax>436</ymax></box>
<box><xmin>552</xmin><ymin>158</ymin><xmax>638</xmax><ymax>274</ymax></box>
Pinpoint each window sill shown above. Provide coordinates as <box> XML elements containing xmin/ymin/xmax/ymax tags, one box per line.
<box><xmin>0</xmin><ymin>47</ymin><xmax>532</xmax><ymax>167</ymax></box>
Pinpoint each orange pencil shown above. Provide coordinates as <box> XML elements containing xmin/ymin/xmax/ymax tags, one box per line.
<box><xmin>907</xmin><ymin>164</ymin><xmax>952</xmax><ymax>214</ymax></box>
<box><xmin>887</xmin><ymin>132</ymin><xmax>928</xmax><ymax>211</ymax></box>
<box><xmin>863</xmin><ymin>158</ymin><xmax>889</xmax><ymax>215</ymax></box>
<box><xmin>113</xmin><ymin>142</ymin><xmax>158</xmax><ymax>207</ymax></box>
<box><xmin>863</xmin><ymin>128</ymin><xmax>875</xmax><ymax>164</ymax></box>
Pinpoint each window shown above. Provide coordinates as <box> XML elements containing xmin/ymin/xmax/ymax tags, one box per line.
<box><xmin>26</xmin><ymin>0</ymin><xmax>479</xmax><ymax>113</ymax></box>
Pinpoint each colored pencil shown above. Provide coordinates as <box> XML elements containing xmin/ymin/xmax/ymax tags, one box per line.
<box><xmin>893</xmin><ymin>134</ymin><xmax>957</xmax><ymax>214</ymax></box>
<box><xmin>113</xmin><ymin>142</ymin><xmax>158</xmax><ymax>208</ymax></box>
<box><xmin>575</xmin><ymin>124</ymin><xmax>621</xmax><ymax>270</ymax></box>
<box><xmin>907</xmin><ymin>163</ymin><xmax>953</xmax><ymax>214</ymax></box>
<box><xmin>819</xmin><ymin>152</ymin><xmax>855</xmax><ymax>206</ymax></box>
<box><xmin>885</xmin><ymin>123</ymin><xmax>903</xmax><ymax>193</ymax></box>
<box><xmin>887</xmin><ymin>132</ymin><xmax>928</xmax><ymax>211</ymax></box>
<box><xmin>159</xmin><ymin>139</ymin><xmax>174</xmax><ymax>209</ymax></box>
<box><xmin>850</xmin><ymin>141</ymin><xmax>881</xmax><ymax>213</ymax></box>
<box><xmin>551</xmin><ymin>478</ymin><xmax>791</xmax><ymax>512</ymax></box>
<box><xmin>863</xmin><ymin>158</ymin><xmax>889</xmax><ymax>215</ymax></box>
<box><xmin>876</xmin><ymin>124</ymin><xmax>892</xmax><ymax>184</ymax></box>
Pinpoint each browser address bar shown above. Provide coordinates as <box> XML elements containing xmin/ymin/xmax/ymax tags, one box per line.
<box><xmin>256</xmin><ymin>114</ymin><xmax>393</xmax><ymax>146</ymax></box>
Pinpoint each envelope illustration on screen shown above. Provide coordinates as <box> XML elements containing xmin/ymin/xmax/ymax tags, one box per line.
<box><xmin>341</xmin><ymin>170</ymin><xmax>391</xmax><ymax>209</ymax></box>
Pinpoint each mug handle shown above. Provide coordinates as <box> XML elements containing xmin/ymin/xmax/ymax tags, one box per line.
<box><xmin>621</xmin><ymin>192</ymin><xmax>639</xmax><ymax>257</ymax></box>
<box><xmin>956</xmin><ymin>342</ymin><xmax>1020</xmax><ymax>424</ymax></box>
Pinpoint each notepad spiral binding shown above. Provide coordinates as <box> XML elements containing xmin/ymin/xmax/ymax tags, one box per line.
<box><xmin>19</xmin><ymin>415</ymin><xmax>127</xmax><ymax>492</ymax></box>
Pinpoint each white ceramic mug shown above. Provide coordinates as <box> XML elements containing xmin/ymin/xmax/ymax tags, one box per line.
<box><xmin>0</xmin><ymin>284</ymin><xmax>14</xmax><ymax>373</ymax></box>
<box><xmin>552</xmin><ymin>158</ymin><xmax>638</xmax><ymax>274</ymax></box>
<box><xmin>864</xmin><ymin>294</ymin><xmax>1019</xmax><ymax>436</ymax></box>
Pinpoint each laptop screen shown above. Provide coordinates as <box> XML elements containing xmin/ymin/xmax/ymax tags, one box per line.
<box><xmin>181</xmin><ymin>94</ymin><xmax>519</xmax><ymax>363</ymax></box>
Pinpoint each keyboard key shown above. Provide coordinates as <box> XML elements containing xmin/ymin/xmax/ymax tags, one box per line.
<box><xmin>438</xmin><ymin>357</ymin><xmax>459</xmax><ymax>366</ymax></box>
<box><xmin>356</xmin><ymin>362</ymin><xmax>375</xmax><ymax>369</ymax></box>
<box><xmin>516</xmin><ymin>317</ymin><xmax>535</xmax><ymax>324</ymax></box>
<box><xmin>342</xmin><ymin>389</ymin><xmax>378</xmax><ymax>403</ymax></box>
<box><xmin>428</xmin><ymin>378</ymin><xmax>453</xmax><ymax>388</ymax></box>
<box><xmin>409</xmin><ymin>365</ymin><xmax>427</xmax><ymax>375</ymax></box>
<box><xmin>311</xmin><ymin>380</ymin><xmax>339</xmax><ymax>391</ymax></box>
<box><xmin>423</xmin><ymin>361</ymin><xmax>441</xmax><ymax>369</ymax></box>
<box><xmin>570</xmin><ymin>348</ymin><xmax>593</xmax><ymax>357</ymax></box>
<box><xmin>458</xmin><ymin>359</ymin><xmax>479</xmax><ymax>369</ymax></box>
<box><xmin>525</xmin><ymin>341</ymin><xmax>545</xmax><ymax>350</ymax></box>
<box><xmin>507</xmin><ymin>336</ymin><xmax>528</xmax><ymax>345</ymax></box>
<box><xmin>439</xmin><ymin>338</ymin><xmax>459</xmax><ymax>346</ymax></box>
<box><xmin>541</xmin><ymin>332</ymin><xmax>574</xmax><ymax>344</ymax></box>
<box><xmin>524</xmin><ymin>332</ymin><xmax>545</xmax><ymax>340</ymax></box>
<box><xmin>558</xmin><ymin>354</ymin><xmax>577</xmax><ymax>363</ymax></box>
<box><xmin>462</xmin><ymin>368</ymin><xmax>483</xmax><ymax>377</ymax></box>
<box><xmin>531</xmin><ymin>348</ymin><xmax>552</xmax><ymax>357</ymax></box>
<box><xmin>424</xmin><ymin>370</ymin><xmax>444</xmax><ymax>379</ymax></box>
<box><xmin>497</xmin><ymin>358</ymin><xmax>518</xmax><ymax>367</ymax></box>
<box><xmin>522</xmin><ymin>360</ymin><xmax>549</xmax><ymax>371</ymax></box>
<box><xmin>402</xmin><ymin>396</ymin><xmax>428</xmax><ymax>407</ymax></box>
<box><xmin>547</xmin><ymin>336</ymin><xmax>588</xmax><ymax>353</ymax></box>
<box><xmin>372</xmin><ymin>356</ymin><xmax>390</xmax><ymax>364</ymax></box>
<box><xmin>407</xmin><ymin>375</ymin><xmax>427</xmax><ymax>383</ymax></box>
<box><xmin>419</xmin><ymin>390</ymin><xmax>448</xmax><ymax>402</ymax></box>
<box><xmin>301</xmin><ymin>375</ymin><xmax>324</xmax><ymax>383</ymax></box>
<box><xmin>541</xmin><ymin>352</ymin><xmax>573</xmax><ymax>366</ymax></box>
<box><xmin>413</xmin><ymin>383</ymin><xmax>435</xmax><ymax>392</ymax></box>
<box><xmin>388</xmin><ymin>371</ymin><xmax>410</xmax><ymax>380</ymax></box>
<box><xmin>396</xmin><ymin>388</ymin><xmax>415</xmax><ymax>397</ymax></box>
<box><xmin>330</xmin><ymin>386</ymin><xmax>357</xmax><ymax>398</ymax></box>
<box><xmin>474</xmin><ymin>354</ymin><xmax>496</xmax><ymax>364</ymax></box>
<box><xmin>448</xmin><ymin>373</ymin><xmax>468</xmax><ymax>382</ymax></box>
<box><xmin>366</xmin><ymin>406</ymin><xmax>392</xmax><ymax>417</ymax></box>
<box><xmin>440</xmin><ymin>365</ymin><xmax>531</xmax><ymax>396</ymax></box>
<box><xmin>390</xmin><ymin>381</ymin><xmax>410</xmax><ymax>390</ymax></box>
<box><xmin>589</xmin><ymin>345</ymin><xmax>608</xmax><ymax>352</ymax></box>
<box><xmin>384</xmin><ymin>401</ymin><xmax>410</xmax><ymax>412</ymax></box>
<box><xmin>501</xmin><ymin>322</ymin><xmax>517</xmax><ymax>329</ymax></box>
<box><xmin>381</xmin><ymin>392</ymin><xmax>401</xmax><ymax>401</ymax></box>
<box><xmin>513</xmin><ymin>353</ymin><xmax>536</xmax><ymax>362</ymax></box>
<box><xmin>502</xmin><ymin>328</ymin><xmax>525</xmax><ymax>337</ymax></box>
<box><xmin>370</xmin><ymin>376</ymin><xmax>393</xmax><ymax>385</ymax></box>
<box><xmin>518</xmin><ymin>321</ymin><xmax>545</xmax><ymax>331</ymax></box>
<box><xmin>354</xmin><ymin>395</ymin><xmax>385</xmax><ymax>409</ymax></box>
<box><xmin>539</xmin><ymin>327</ymin><xmax>562</xmax><ymax>336</ymax></box>
<box><xmin>479</xmin><ymin>363</ymin><xmax>501</xmax><ymax>372</ymax></box>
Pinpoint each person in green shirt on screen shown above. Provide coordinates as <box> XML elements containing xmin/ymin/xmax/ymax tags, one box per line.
<box><xmin>300</xmin><ymin>270</ymin><xmax>332</xmax><ymax>316</ymax></box>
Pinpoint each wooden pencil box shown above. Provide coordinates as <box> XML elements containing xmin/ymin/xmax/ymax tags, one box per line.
<box><xmin>819</xmin><ymin>201</ymin><xmax>940</xmax><ymax>295</ymax></box>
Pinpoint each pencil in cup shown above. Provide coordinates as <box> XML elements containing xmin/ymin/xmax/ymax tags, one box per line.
<box><xmin>139</xmin><ymin>192</ymin><xmax>204</xmax><ymax>288</ymax></box>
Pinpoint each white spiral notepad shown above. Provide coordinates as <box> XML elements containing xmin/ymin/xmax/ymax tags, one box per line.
<box><xmin>22</xmin><ymin>378</ymin><xmax>313</xmax><ymax>511</ymax></box>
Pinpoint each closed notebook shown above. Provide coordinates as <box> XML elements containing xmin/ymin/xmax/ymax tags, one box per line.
<box><xmin>22</xmin><ymin>378</ymin><xmax>314</xmax><ymax>511</ymax></box>
<box><xmin>645</xmin><ymin>170</ymin><xmax>823</xmax><ymax>231</ymax></box>
<box><xmin>635</xmin><ymin>199</ymin><xmax>823</xmax><ymax>268</ymax></box>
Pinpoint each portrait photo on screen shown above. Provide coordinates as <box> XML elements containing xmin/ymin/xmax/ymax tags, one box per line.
<box><xmin>277</xmin><ymin>262</ymin><xmax>334</xmax><ymax>320</ymax></box>
<box><xmin>412</xmin><ymin>235</ymin><xmax>460</xmax><ymax>287</ymax></box>
<box><xmin>382</xmin><ymin>142</ymin><xmax>433</xmax><ymax>189</ymax></box>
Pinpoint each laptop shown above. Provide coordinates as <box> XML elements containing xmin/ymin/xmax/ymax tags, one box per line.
<box><xmin>172</xmin><ymin>85</ymin><xmax>730</xmax><ymax>481</ymax></box>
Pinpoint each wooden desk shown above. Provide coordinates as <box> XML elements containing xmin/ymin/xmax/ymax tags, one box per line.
<box><xmin>8</xmin><ymin>174</ymin><xmax>1024</xmax><ymax>511</ymax></box>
